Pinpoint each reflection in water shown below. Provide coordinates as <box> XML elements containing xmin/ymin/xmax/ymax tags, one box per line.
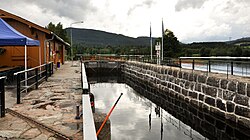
<box><xmin>87</xmin><ymin>69</ymin><xmax>250</xmax><ymax>140</ymax></box>
<box><xmin>91</xmin><ymin>83</ymin><xmax>205</xmax><ymax>140</ymax></box>
<box><xmin>149</xmin><ymin>112</ymin><xmax>151</xmax><ymax>132</ymax></box>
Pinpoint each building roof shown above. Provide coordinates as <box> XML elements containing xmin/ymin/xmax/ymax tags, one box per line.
<box><xmin>0</xmin><ymin>9</ymin><xmax>70</xmax><ymax>46</ymax></box>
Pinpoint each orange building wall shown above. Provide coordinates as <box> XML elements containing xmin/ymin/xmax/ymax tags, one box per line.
<box><xmin>0</xmin><ymin>19</ymin><xmax>67</xmax><ymax>68</ymax></box>
<box><xmin>0</xmin><ymin>19</ymin><xmax>46</xmax><ymax>68</ymax></box>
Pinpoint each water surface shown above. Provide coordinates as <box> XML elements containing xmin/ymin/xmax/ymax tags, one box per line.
<box><xmin>91</xmin><ymin>83</ymin><xmax>206</xmax><ymax>140</ymax></box>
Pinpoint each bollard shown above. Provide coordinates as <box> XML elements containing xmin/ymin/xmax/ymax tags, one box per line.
<box><xmin>75</xmin><ymin>105</ymin><xmax>80</xmax><ymax>120</ymax></box>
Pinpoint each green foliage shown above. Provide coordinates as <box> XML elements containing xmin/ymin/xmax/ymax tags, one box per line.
<box><xmin>46</xmin><ymin>22</ymin><xmax>69</xmax><ymax>43</ymax></box>
<box><xmin>200</xmin><ymin>47</ymin><xmax>211</xmax><ymax>56</ymax></box>
<box><xmin>181</xmin><ymin>42</ymin><xmax>247</xmax><ymax>57</ymax></box>
<box><xmin>157</xmin><ymin>29</ymin><xmax>181</xmax><ymax>58</ymax></box>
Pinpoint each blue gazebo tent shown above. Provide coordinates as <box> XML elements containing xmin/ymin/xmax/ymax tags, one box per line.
<box><xmin>0</xmin><ymin>18</ymin><xmax>39</xmax><ymax>46</ymax></box>
<box><xmin>0</xmin><ymin>18</ymin><xmax>40</xmax><ymax>87</ymax></box>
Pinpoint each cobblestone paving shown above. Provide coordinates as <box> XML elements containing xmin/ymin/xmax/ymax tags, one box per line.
<box><xmin>0</xmin><ymin>61</ymin><xmax>83</xmax><ymax>140</ymax></box>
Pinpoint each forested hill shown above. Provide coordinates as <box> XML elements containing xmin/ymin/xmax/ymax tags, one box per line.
<box><xmin>66</xmin><ymin>28</ymin><xmax>156</xmax><ymax>47</ymax></box>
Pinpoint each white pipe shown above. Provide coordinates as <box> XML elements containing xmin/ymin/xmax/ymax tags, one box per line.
<box><xmin>25</xmin><ymin>45</ymin><xmax>27</xmax><ymax>92</ymax></box>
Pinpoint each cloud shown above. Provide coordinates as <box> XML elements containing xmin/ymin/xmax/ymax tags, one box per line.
<box><xmin>127</xmin><ymin>0</ymin><xmax>154</xmax><ymax>16</ymax></box>
<box><xmin>0</xmin><ymin>0</ymin><xmax>96</xmax><ymax>22</ymax></box>
<box><xmin>175</xmin><ymin>0</ymin><xmax>208</xmax><ymax>12</ymax></box>
<box><xmin>1</xmin><ymin>0</ymin><xmax>250</xmax><ymax>43</ymax></box>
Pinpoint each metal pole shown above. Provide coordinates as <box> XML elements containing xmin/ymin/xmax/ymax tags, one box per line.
<box><xmin>208</xmin><ymin>60</ymin><xmax>211</xmax><ymax>72</ymax></box>
<box><xmin>17</xmin><ymin>74</ymin><xmax>21</xmax><ymax>104</ymax></box>
<box><xmin>96</xmin><ymin>93</ymin><xmax>123</xmax><ymax>136</ymax></box>
<box><xmin>192</xmin><ymin>59</ymin><xmax>195</xmax><ymax>70</ymax></box>
<box><xmin>0</xmin><ymin>77</ymin><xmax>5</xmax><ymax>117</ymax></box>
<box><xmin>227</xmin><ymin>63</ymin><xmax>229</xmax><ymax>79</ymax></box>
<box><xmin>231</xmin><ymin>61</ymin><xmax>234</xmax><ymax>75</ymax></box>
<box><xmin>70</xmin><ymin>21</ymin><xmax>84</xmax><ymax>66</ymax></box>
<box><xmin>71</xmin><ymin>27</ymin><xmax>73</xmax><ymax>65</ymax></box>
<box><xmin>45</xmin><ymin>64</ymin><xmax>48</xmax><ymax>81</ymax></box>
<box><xmin>35</xmin><ymin>68</ymin><xmax>38</xmax><ymax>89</ymax></box>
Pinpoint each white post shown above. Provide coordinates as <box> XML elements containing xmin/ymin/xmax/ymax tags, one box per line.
<box><xmin>161</xmin><ymin>19</ymin><xmax>164</xmax><ymax>61</ymax></box>
<box><xmin>25</xmin><ymin>45</ymin><xmax>27</xmax><ymax>92</ymax></box>
<box><xmin>150</xmin><ymin>23</ymin><xmax>152</xmax><ymax>60</ymax></box>
<box><xmin>155</xmin><ymin>42</ymin><xmax>161</xmax><ymax>65</ymax></box>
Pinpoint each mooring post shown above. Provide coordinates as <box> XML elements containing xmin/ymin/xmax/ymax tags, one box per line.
<box><xmin>35</xmin><ymin>68</ymin><xmax>38</xmax><ymax>89</ymax></box>
<box><xmin>16</xmin><ymin>74</ymin><xmax>21</xmax><ymax>104</ymax></box>
<box><xmin>75</xmin><ymin>105</ymin><xmax>80</xmax><ymax>119</ymax></box>
<box><xmin>0</xmin><ymin>77</ymin><xmax>6</xmax><ymax>117</ymax></box>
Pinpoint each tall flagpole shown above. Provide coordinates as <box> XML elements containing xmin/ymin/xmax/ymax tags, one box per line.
<box><xmin>150</xmin><ymin>22</ymin><xmax>152</xmax><ymax>60</ymax></box>
<box><xmin>161</xmin><ymin>19</ymin><xmax>164</xmax><ymax>61</ymax></box>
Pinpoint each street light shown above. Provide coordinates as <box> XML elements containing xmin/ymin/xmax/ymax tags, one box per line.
<box><xmin>70</xmin><ymin>21</ymin><xmax>83</xmax><ymax>65</ymax></box>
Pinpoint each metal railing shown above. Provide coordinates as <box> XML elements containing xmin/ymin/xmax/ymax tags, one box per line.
<box><xmin>179</xmin><ymin>57</ymin><xmax>250</xmax><ymax>78</ymax></box>
<box><xmin>0</xmin><ymin>76</ymin><xmax>6</xmax><ymax>117</ymax></box>
<box><xmin>14</xmin><ymin>62</ymin><xmax>54</xmax><ymax>104</ymax></box>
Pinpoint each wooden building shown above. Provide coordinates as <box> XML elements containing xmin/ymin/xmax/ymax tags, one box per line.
<box><xmin>0</xmin><ymin>9</ymin><xmax>70</xmax><ymax>68</ymax></box>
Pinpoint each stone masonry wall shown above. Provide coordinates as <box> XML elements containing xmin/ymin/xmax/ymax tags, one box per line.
<box><xmin>122</xmin><ymin>61</ymin><xmax>250</xmax><ymax>129</ymax></box>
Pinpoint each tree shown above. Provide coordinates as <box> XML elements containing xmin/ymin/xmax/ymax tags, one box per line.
<box><xmin>46</xmin><ymin>22</ymin><xmax>69</xmax><ymax>43</ymax></box>
<box><xmin>159</xmin><ymin>29</ymin><xmax>181</xmax><ymax>58</ymax></box>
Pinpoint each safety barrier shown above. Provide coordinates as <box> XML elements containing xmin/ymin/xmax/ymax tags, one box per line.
<box><xmin>81</xmin><ymin>61</ymin><xmax>97</xmax><ymax>140</ymax></box>
<box><xmin>14</xmin><ymin>62</ymin><xmax>54</xmax><ymax>104</ymax></box>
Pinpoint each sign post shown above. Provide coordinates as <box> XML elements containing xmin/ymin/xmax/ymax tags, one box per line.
<box><xmin>155</xmin><ymin>42</ymin><xmax>161</xmax><ymax>65</ymax></box>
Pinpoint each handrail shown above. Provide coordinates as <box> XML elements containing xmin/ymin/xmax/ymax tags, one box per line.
<box><xmin>14</xmin><ymin>62</ymin><xmax>53</xmax><ymax>75</ymax></box>
<box><xmin>15</xmin><ymin>62</ymin><xmax>54</xmax><ymax>104</ymax></box>
<box><xmin>0</xmin><ymin>76</ymin><xmax>6</xmax><ymax>80</ymax></box>
<box><xmin>179</xmin><ymin>57</ymin><xmax>250</xmax><ymax>60</ymax></box>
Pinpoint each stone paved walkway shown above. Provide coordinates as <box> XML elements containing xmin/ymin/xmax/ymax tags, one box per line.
<box><xmin>0</xmin><ymin>61</ymin><xmax>83</xmax><ymax>140</ymax></box>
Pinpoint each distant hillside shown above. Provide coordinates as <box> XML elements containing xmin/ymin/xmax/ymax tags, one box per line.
<box><xmin>226</xmin><ymin>37</ymin><xmax>250</xmax><ymax>46</ymax></box>
<box><xmin>66</xmin><ymin>28</ymin><xmax>156</xmax><ymax>47</ymax></box>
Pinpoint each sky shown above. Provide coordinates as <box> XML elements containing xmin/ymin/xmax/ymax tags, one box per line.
<box><xmin>1</xmin><ymin>0</ymin><xmax>250</xmax><ymax>43</ymax></box>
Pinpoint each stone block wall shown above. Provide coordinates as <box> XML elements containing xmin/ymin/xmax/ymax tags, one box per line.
<box><xmin>122</xmin><ymin>61</ymin><xmax>250</xmax><ymax>129</ymax></box>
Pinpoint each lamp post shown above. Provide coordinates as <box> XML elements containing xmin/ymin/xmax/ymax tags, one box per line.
<box><xmin>70</xmin><ymin>21</ymin><xmax>83</xmax><ymax>65</ymax></box>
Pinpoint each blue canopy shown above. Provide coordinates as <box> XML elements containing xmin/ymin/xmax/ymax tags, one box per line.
<box><xmin>0</xmin><ymin>18</ymin><xmax>39</xmax><ymax>46</ymax></box>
